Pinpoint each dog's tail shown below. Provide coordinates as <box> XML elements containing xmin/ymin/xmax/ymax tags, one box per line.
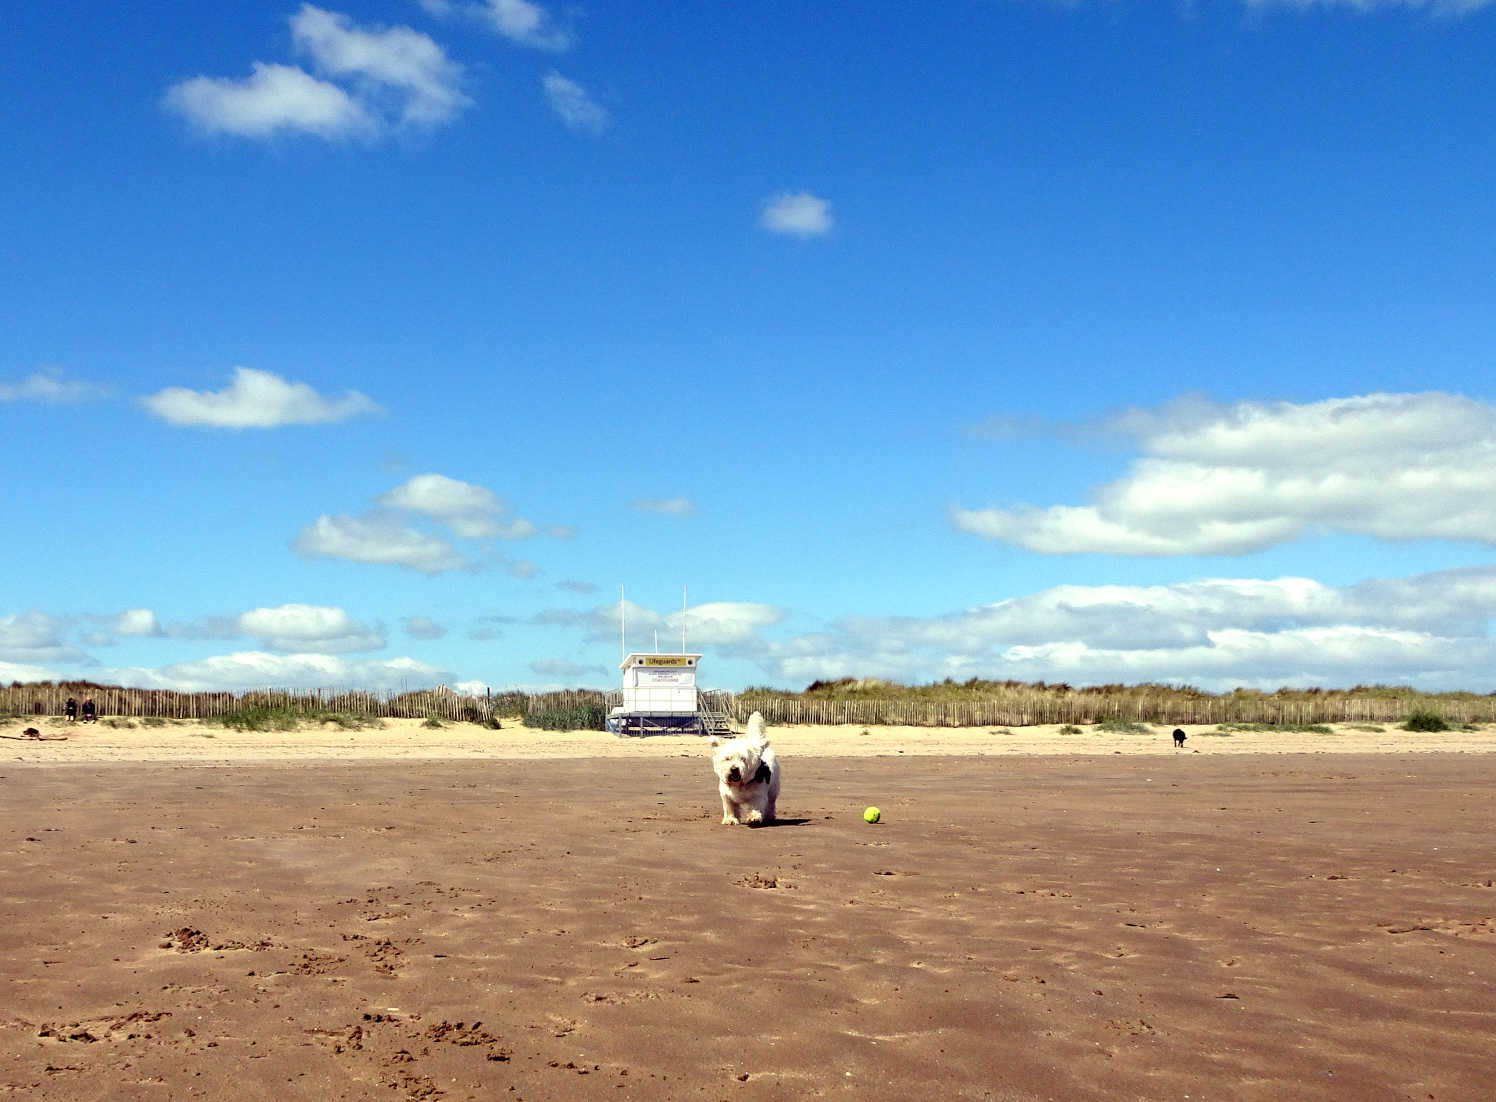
<box><xmin>746</xmin><ymin>710</ymin><xmax>767</xmax><ymax>741</ymax></box>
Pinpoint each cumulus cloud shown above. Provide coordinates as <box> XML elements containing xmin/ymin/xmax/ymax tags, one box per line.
<box><xmin>759</xmin><ymin>192</ymin><xmax>833</xmax><ymax>237</ymax></box>
<box><xmin>0</xmin><ymin>660</ymin><xmax>64</xmax><ymax>683</ymax></box>
<box><xmin>378</xmin><ymin>474</ymin><xmax>535</xmax><ymax>539</ymax></box>
<box><xmin>536</xmin><ymin>597</ymin><xmax>784</xmax><ymax>653</ymax></box>
<box><xmin>0</xmin><ymin>368</ymin><xmax>111</xmax><ymax>405</ymax></box>
<box><xmin>295</xmin><ymin>514</ymin><xmax>467</xmax><ymax>572</ymax></box>
<box><xmin>100</xmin><ymin>652</ymin><xmax>448</xmax><ymax>693</ymax></box>
<box><xmin>112</xmin><ymin>609</ymin><xmax>163</xmax><ymax>637</ymax></box>
<box><xmin>297</xmin><ymin>475</ymin><xmax>558</xmax><ymax>574</ymax></box>
<box><xmin>422</xmin><ymin>0</ymin><xmax>572</xmax><ymax>49</ymax></box>
<box><xmin>142</xmin><ymin>367</ymin><xmax>381</xmax><ymax>428</ymax></box>
<box><xmin>403</xmin><ymin>615</ymin><xmax>447</xmax><ymax>640</ymax></box>
<box><xmin>237</xmin><ymin>604</ymin><xmax>384</xmax><ymax>653</ymax></box>
<box><xmin>630</xmin><ymin>497</ymin><xmax>694</xmax><ymax>516</ymax></box>
<box><xmin>291</xmin><ymin>5</ymin><xmax>470</xmax><ymax>126</ymax></box>
<box><xmin>542</xmin><ymin>71</ymin><xmax>607</xmax><ymax>132</ymax></box>
<box><xmin>164</xmin><ymin>61</ymin><xmax>375</xmax><ymax>139</ymax></box>
<box><xmin>954</xmin><ymin>393</ymin><xmax>1496</xmax><ymax>555</ymax></box>
<box><xmin>739</xmin><ymin>566</ymin><xmax>1496</xmax><ymax>693</ymax></box>
<box><xmin>0</xmin><ymin>611</ymin><xmax>83</xmax><ymax>664</ymax></box>
<box><xmin>164</xmin><ymin>6</ymin><xmax>467</xmax><ymax>140</ymax></box>
<box><xmin>1244</xmin><ymin>0</ymin><xmax>1494</xmax><ymax>14</ymax></box>
<box><xmin>666</xmin><ymin>602</ymin><xmax>784</xmax><ymax>646</ymax></box>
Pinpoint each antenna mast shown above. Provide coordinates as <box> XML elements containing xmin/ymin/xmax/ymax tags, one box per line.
<box><xmin>620</xmin><ymin>585</ymin><xmax>626</xmax><ymax>663</ymax></box>
<box><xmin>682</xmin><ymin>585</ymin><xmax>687</xmax><ymax>653</ymax></box>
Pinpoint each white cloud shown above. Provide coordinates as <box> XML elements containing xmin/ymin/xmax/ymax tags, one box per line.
<box><xmin>740</xmin><ymin>566</ymin><xmax>1496</xmax><ymax>692</ymax></box>
<box><xmin>955</xmin><ymin>393</ymin><xmax>1496</xmax><ymax>555</ymax></box>
<box><xmin>0</xmin><ymin>368</ymin><xmax>110</xmax><ymax>405</ymax></box>
<box><xmin>759</xmin><ymin>192</ymin><xmax>834</xmax><ymax>237</ymax></box>
<box><xmin>1244</xmin><ymin>0</ymin><xmax>1494</xmax><ymax>14</ymax></box>
<box><xmin>163</xmin><ymin>6</ymin><xmax>468</xmax><ymax>141</ymax></box>
<box><xmin>295</xmin><ymin>514</ymin><xmax>467</xmax><ymax>572</ymax></box>
<box><xmin>630</xmin><ymin>497</ymin><xmax>694</xmax><ymax>516</ymax></box>
<box><xmin>483</xmin><ymin>0</ymin><xmax>572</xmax><ymax>49</ymax></box>
<box><xmin>291</xmin><ymin>4</ymin><xmax>470</xmax><ymax>127</ymax></box>
<box><xmin>142</xmin><ymin>367</ymin><xmax>382</xmax><ymax>428</ymax></box>
<box><xmin>112</xmin><ymin>609</ymin><xmax>163</xmax><ymax>637</ymax></box>
<box><xmin>542</xmin><ymin>71</ymin><xmax>607</xmax><ymax>132</ymax></box>
<box><xmin>403</xmin><ymin>615</ymin><xmax>447</xmax><ymax>639</ymax></box>
<box><xmin>418</xmin><ymin>0</ymin><xmax>572</xmax><ymax>49</ymax></box>
<box><xmin>0</xmin><ymin>660</ymin><xmax>62</xmax><ymax>684</ymax></box>
<box><xmin>667</xmin><ymin>602</ymin><xmax>784</xmax><ymax>646</ymax></box>
<box><xmin>539</xmin><ymin>597</ymin><xmax>785</xmax><ymax>652</ymax></box>
<box><xmin>0</xmin><ymin>611</ymin><xmax>82</xmax><ymax>663</ymax></box>
<box><xmin>378</xmin><ymin>474</ymin><xmax>534</xmax><ymax>539</ymax></box>
<box><xmin>164</xmin><ymin>61</ymin><xmax>376</xmax><ymax>139</ymax></box>
<box><xmin>298</xmin><ymin>475</ymin><xmax>556</xmax><ymax>575</ymax></box>
<box><xmin>237</xmin><ymin>604</ymin><xmax>384</xmax><ymax>653</ymax></box>
<box><xmin>100</xmin><ymin>652</ymin><xmax>449</xmax><ymax>693</ymax></box>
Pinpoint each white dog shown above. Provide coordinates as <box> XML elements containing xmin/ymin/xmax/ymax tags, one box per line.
<box><xmin>710</xmin><ymin>711</ymin><xmax>781</xmax><ymax>826</ymax></box>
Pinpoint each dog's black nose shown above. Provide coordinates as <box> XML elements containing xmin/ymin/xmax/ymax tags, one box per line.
<box><xmin>728</xmin><ymin>767</ymin><xmax>740</xmax><ymax>781</ymax></box>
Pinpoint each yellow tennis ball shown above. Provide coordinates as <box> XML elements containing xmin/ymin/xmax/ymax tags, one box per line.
<box><xmin>863</xmin><ymin>806</ymin><xmax>881</xmax><ymax>824</ymax></box>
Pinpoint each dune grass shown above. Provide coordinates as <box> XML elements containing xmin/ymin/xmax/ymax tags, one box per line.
<box><xmin>1096</xmin><ymin>718</ymin><xmax>1152</xmax><ymax>734</ymax></box>
<box><xmin>522</xmin><ymin>702</ymin><xmax>606</xmax><ymax>732</ymax></box>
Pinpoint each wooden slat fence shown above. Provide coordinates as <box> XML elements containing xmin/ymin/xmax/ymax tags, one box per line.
<box><xmin>4</xmin><ymin>682</ymin><xmax>1493</xmax><ymax>729</ymax></box>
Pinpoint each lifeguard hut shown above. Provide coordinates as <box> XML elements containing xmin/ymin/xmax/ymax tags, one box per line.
<box><xmin>603</xmin><ymin>588</ymin><xmax>733</xmax><ymax>736</ymax></box>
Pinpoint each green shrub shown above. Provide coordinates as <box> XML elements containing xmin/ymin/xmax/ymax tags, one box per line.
<box><xmin>1403</xmin><ymin>710</ymin><xmax>1450</xmax><ymax>732</ymax></box>
<box><xmin>421</xmin><ymin>716</ymin><xmax>444</xmax><ymax>729</ymax></box>
<box><xmin>523</xmin><ymin>703</ymin><xmax>606</xmax><ymax>731</ymax></box>
<box><xmin>217</xmin><ymin>705</ymin><xmax>302</xmax><ymax>732</ymax></box>
<box><xmin>1058</xmin><ymin>724</ymin><xmax>1083</xmax><ymax>735</ymax></box>
<box><xmin>1097</xmin><ymin>718</ymin><xmax>1151</xmax><ymax>734</ymax></box>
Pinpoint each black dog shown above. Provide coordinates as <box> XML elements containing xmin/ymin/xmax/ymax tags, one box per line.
<box><xmin>1172</xmin><ymin>728</ymin><xmax>1187</xmax><ymax>748</ymax></box>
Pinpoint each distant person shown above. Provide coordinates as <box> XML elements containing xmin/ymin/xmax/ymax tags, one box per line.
<box><xmin>82</xmin><ymin>698</ymin><xmax>97</xmax><ymax>723</ymax></box>
<box><xmin>65</xmin><ymin>697</ymin><xmax>78</xmax><ymax>723</ymax></box>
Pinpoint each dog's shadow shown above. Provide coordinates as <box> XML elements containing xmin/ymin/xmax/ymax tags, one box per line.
<box><xmin>756</xmin><ymin>817</ymin><xmax>813</xmax><ymax>828</ymax></box>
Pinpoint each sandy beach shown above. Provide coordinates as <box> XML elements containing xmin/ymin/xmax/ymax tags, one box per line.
<box><xmin>4</xmin><ymin>717</ymin><xmax>1495</xmax><ymax>1099</ymax></box>
<box><xmin>6</xmin><ymin>714</ymin><xmax>1496</xmax><ymax>763</ymax></box>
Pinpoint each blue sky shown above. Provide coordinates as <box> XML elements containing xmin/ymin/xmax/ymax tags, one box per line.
<box><xmin>5</xmin><ymin>0</ymin><xmax>1496</xmax><ymax>695</ymax></box>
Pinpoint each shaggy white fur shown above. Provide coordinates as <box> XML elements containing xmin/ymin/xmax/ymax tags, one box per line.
<box><xmin>710</xmin><ymin>711</ymin><xmax>781</xmax><ymax>826</ymax></box>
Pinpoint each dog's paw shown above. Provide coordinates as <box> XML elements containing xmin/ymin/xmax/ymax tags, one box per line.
<box><xmin>743</xmin><ymin>809</ymin><xmax>764</xmax><ymax>825</ymax></box>
<box><xmin>721</xmin><ymin>814</ymin><xmax>740</xmax><ymax>825</ymax></box>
